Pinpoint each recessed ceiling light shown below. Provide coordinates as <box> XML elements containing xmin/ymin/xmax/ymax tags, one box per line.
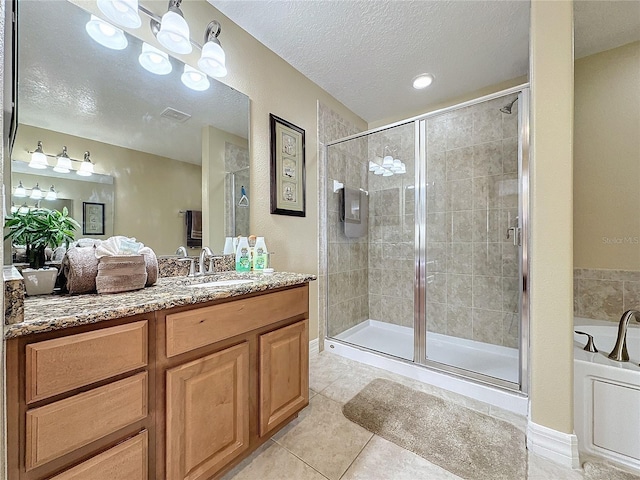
<box><xmin>413</xmin><ymin>73</ymin><xmax>435</xmax><ymax>90</ymax></box>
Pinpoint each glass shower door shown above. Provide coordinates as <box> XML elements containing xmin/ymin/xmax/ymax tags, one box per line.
<box><xmin>417</xmin><ymin>91</ymin><xmax>526</xmax><ymax>388</ymax></box>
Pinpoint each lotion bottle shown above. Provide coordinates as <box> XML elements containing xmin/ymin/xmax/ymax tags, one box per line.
<box><xmin>253</xmin><ymin>237</ymin><xmax>268</xmax><ymax>271</ymax></box>
<box><xmin>235</xmin><ymin>236</ymin><xmax>251</xmax><ymax>272</ymax></box>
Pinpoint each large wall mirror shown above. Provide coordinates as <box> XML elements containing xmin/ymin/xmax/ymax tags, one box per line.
<box><xmin>8</xmin><ymin>0</ymin><xmax>250</xmax><ymax>260</ymax></box>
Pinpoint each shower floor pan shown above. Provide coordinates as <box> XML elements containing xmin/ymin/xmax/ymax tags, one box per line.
<box><xmin>334</xmin><ymin>319</ymin><xmax>519</xmax><ymax>384</ymax></box>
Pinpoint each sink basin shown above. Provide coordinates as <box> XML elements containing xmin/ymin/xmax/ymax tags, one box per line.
<box><xmin>188</xmin><ymin>279</ymin><xmax>255</xmax><ymax>289</ymax></box>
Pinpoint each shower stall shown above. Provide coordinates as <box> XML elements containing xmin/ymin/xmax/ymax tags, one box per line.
<box><xmin>324</xmin><ymin>86</ymin><xmax>529</xmax><ymax>395</ymax></box>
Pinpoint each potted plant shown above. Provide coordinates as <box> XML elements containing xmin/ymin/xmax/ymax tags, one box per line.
<box><xmin>4</xmin><ymin>207</ymin><xmax>79</xmax><ymax>294</ymax></box>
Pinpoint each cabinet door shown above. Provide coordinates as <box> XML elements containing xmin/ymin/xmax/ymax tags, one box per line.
<box><xmin>259</xmin><ymin>320</ymin><xmax>309</xmax><ymax>436</ymax></box>
<box><xmin>166</xmin><ymin>342</ymin><xmax>249</xmax><ymax>480</ymax></box>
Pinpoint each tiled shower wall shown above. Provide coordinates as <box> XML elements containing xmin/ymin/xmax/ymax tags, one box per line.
<box><xmin>574</xmin><ymin>268</ymin><xmax>640</xmax><ymax>321</ymax></box>
<box><xmin>367</xmin><ymin>125</ymin><xmax>416</xmax><ymax>329</ymax></box>
<box><xmin>424</xmin><ymin>96</ymin><xmax>520</xmax><ymax>348</ymax></box>
<box><xmin>225</xmin><ymin>142</ymin><xmax>250</xmax><ymax>237</ymax></box>
<box><xmin>319</xmin><ymin>103</ymin><xmax>367</xmax><ymax>339</ymax></box>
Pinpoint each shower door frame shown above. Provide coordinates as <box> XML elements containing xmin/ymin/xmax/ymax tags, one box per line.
<box><xmin>324</xmin><ymin>84</ymin><xmax>530</xmax><ymax>394</ymax></box>
<box><xmin>414</xmin><ymin>85</ymin><xmax>530</xmax><ymax>394</ymax></box>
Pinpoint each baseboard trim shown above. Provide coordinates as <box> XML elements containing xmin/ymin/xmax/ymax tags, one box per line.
<box><xmin>527</xmin><ymin>421</ymin><xmax>580</xmax><ymax>469</ymax></box>
<box><xmin>309</xmin><ymin>338</ymin><xmax>319</xmax><ymax>355</ymax></box>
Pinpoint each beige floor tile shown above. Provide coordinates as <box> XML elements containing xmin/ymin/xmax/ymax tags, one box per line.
<box><xmin>309</xmin><ymin>388</ymin><xmax>318</xmax><ymax>399</ymax></box>
<box><xmin>273</xmin><ymin>394</ymin><xmax>373</xmax><ymax>480</ymax></box>
<box><xmin>309</xmin><ymin>351</ymin><xmax>352</xmax><ymax>392</ymax></box>
<box><xmin>341</xmin><ymin>435</ymin><xmax>464</xmax><ymax>480</ymax></box>
<box><xmin>527</xmin><ymin>452</ymin><xmax>585</xmax><ymax>480</ymax></box>
<box><xmin>221</xmin><ymin>441</ymin><xmax>328</xmax><ymax>480</ymax></box>
<box><xmin>319</xmin><ymin>363</ymin><xmax>389</xmax><ymax>404</ymax></box>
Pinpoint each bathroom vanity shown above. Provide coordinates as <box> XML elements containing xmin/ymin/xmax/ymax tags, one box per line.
<box><xmin>4</xmin><ymin>273</ymin><xmax>314</xmax><ymax>480</ymax></box>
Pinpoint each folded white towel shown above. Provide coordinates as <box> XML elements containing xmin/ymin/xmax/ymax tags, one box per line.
<box><xmin>95</xmin><ymin>236</ymin><xmax>143</xmax><ymax>258</ymax></box>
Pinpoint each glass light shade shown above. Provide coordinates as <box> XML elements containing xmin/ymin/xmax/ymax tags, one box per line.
<box><xmin>53</xmin><ymin>155</ymin><xmax>72</xmax><ymax>173</ymax></box>
<box><xmin>382</xmin><ymin>169</ymin><xmax>394</xmax><ymax>177</ymax></box>
<box><xmin>14</xmin><ymin>181</ymin><xmax>26</xmax><ymax>197</ymax></box>
<box><xmin>181</xmin><ymin>65</ymin><xmax>210</xmax><ymax>91</ymax></box>
<box><xmin>29</xmin><ymin>150</ymin><xmax>48</xmax><ymax>169</ymax></box>
<box><xmin>30</xmin><ymin>184</ymin><xmax>42</xmax><ymax>200</ymax></box>
<box><xmin>399</xmin><ymin>162</ymin><xmax>407</xmax><ymax>174</ymax></box>
<box><xmin>390</xmin><ymin>159</ymin><xmax>402</xmax><ymax>172</ymax></box>
<box><xmin>198</xmin><ymin>40</ymin><xmax>227</xmax><ymax>77</ymax></box>
<box><xmin>78</xmin><ymin>156</ymin><xmax>94</xmax><ymax>177</ymax></box>
<box><xmin>97</xmin><ymin>0</ymin><xmax>141</xmax><ymax>29</ymax></box>
<box><xmin>373</xmin><ymin>167</ymin><xmax>384</xmax><ymax>175</ymax></box>
<box><xmin>382</xmin><ymin>155</ymin><xmax>394</xmax><ymax>168</ymax></box>
<box><xmin>86</xmin><ymin>15</ymin><xmax>128</xmax><ymax>50</ymax></box>
<box><xmin>139</xmin><ymin>43</ymin><xmax>172</xmax><ymax>75</ymax></box>
<box><xmin>45</xmin><ymin>186</ymin><xmax>57</xmax><ymax>201</ymax></box>
<box><xmin>157</xmin><ymin>10</ymin><xmax>192</xmax><ymax>55</ymax></box>
<box><xmin>10</xmin><ymin>203</ymin><xmax>17</xmax><ymax>214</ymax></box>
<box><xmin>368</xmin><ymin>161</ymin><xmax>377</xmax><ymax>172</ymax></box>
<box><xmin>18</xmin><ymin>204</ymin><xmax>29</xmax><ymax>214</ymax></box>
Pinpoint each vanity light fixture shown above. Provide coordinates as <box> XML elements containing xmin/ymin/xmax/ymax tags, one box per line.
<box><xmin>45</xmin><ymin>186</ymin><xmax>58</xmax><ymax>201</ymax></box>
<box><xmin>77</xmin><ymin>152</ymin><xmax>95</xmax><ymax>177</ymax></box>
<box><xmin>14</xmin><ymin>181</ymin><xmax>26</xmax><ymax>197</ymax></box>
<box><xmin>86</xmin><ymin>15</ymin><xmax>128</xmax><ymax>50</ymax></box>
<box><xmin>198</xmin><ymin>20</ymin><xmax>227</xmax><ymax>78</ymax></box>
<box><xmin>156</xmin><ymin>0</ymin><xmax>192</xmax><ymax>55</ymax></box>
<box><xmin>181</xmin><ymin>64</ymin><xmax>210</xmax><ymax>91</ymax></box>
<box><xmin>28</xmin><ymin>141</ymin><xmax>48</xmax><ymax>169</ymax></box>
<box><xmin>30</xmin><ymin>183</ymin><xmax>43</xmax><ymax>200</ymax></box>
<box><xmin>97</xmin><ymin>0</ymin><xmax>141</xmax><ymax>29</ymax></box>
<box><xmin>139</xmin><ymin>42</ymin><xmax>172</xmax><ymax>75</ymax></box>
<box><xmin>369</xmin><ymin>146</ymin><xmax>406</xmax><ymax>177</ymax></box>
<box><xmin>53</xmin><ymin>146</ymin><xmax>72</xmax><ymax>173</ymax></box>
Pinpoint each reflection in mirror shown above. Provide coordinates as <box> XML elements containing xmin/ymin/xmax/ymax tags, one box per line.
<box><xmin>10</xmin><ymin>0</ymin><xmax>250</xmax><ymax>259</ymax></box>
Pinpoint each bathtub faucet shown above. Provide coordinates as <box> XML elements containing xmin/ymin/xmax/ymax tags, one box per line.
<box><xmin>607</xmin><ymin>309</ymin><xmax>640</xmax><ymax>362</ymax></box>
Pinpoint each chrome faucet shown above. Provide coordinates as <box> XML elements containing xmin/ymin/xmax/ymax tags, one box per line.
<box><xmin>608</xmin><ymin>309</ymin><xmax>640</xmax><ymax>362</ymax></box>
<box><xmin>175</xmin><ymin>246</ymin><xmax>187</xmax><ymax>256</ymax></box>
<box><xmin>198</xmin><ymin>247</ymin><xmax>214</xmax><ymax>275</ymax></box>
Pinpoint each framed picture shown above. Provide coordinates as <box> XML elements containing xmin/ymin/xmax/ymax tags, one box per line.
<box><xmin>82</xmin><ymin>202</ymin><xmax>105</xmax><ymax>235</ymax></box>
<box><xmin>270</xmin><ymin>114</ymin><xmax>306</xmax><ymax>217</ymax></box>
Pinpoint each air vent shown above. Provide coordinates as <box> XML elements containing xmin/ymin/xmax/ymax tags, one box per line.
<box><xmin>160</xmin><ymin>107</ymin><xmax>191</xmax><ymax>123</ymax></box>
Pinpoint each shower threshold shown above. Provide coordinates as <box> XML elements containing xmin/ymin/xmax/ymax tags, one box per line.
<box><xmin>330</xmin><ymin>319</ymin><xmax>526</xmax><ymax>413</ymax></box>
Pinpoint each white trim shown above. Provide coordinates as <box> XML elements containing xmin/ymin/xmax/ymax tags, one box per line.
<box><xmin>526</xmin><ymin>421</ymin><xmax>580</xmax><ymax>469</ymax></box>
<box><xmin>309</xmin><ymin>338</ymin><xmax>319</xmax><ymax>356</ymax></box>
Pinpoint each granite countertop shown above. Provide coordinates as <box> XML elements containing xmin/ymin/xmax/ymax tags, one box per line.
<box><xmin>4</xmin><ymin>271</ymin><xmax>316</xmax><ymax>339</ymax></box>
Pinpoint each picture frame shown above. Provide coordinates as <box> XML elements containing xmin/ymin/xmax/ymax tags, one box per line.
<box><xmin>82</xmin><ymin>202</ymin><xmax>105</xmax><ymax>235</ymax></box>
<box><xmin>270</xmin><ymin>114</ymin><xmax>306</xmax><ymax>217</ymax></box>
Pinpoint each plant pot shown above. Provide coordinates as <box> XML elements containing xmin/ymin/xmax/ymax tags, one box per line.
<box><xmin>22</xmin><ymin>267</ymin><xmax>58</xmax><ymax>296</ymax></box>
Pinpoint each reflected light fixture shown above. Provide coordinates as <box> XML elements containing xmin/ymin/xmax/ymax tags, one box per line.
<box><xmin>28</xmin><ymin>141</ymin><xmax>48</xmax><ymax>169</ymax></box>
<box><xmin>181</xmin><ymin>65</ymin><xmax>210</xmax><ymax>91</ymax></box>
<box><xmin>77</xmin><ymin>152</ymin><xmax>95</xmax><ymax>177</ymax></box>
<box><xmin>30</xmin><ymin>183</ymin><xmax>43</xmax><ymax>200</ymax></box>
<box><xmin>14</xmin><ymin>181</ymin><xmax>26</xmax><ymax>198</ymax></box>
<box><xmin>97</xmin><ymin>0</ymin><xmax>141</xmax><ymax>29</ymax></box>
<box><xmin>54</xmin><ymin>146</ymin><xmax>72</xmax><ymax>173</ymax></box>
<box><xmin>139</xmin><ymin>42</ymin><xmax>172</xmax><ymax>75</ymax></box>
<box><xmin>45</xmin><ymin>186</ymin><xmax>58</xmax><ymax>201</ymax></box>
<box><xmin>156</xmin><ymin>0</ymin><xmax>192</xmax><ymax>55</ymax></box>
<box><xmin>198</xmin><ymin>20</ymin><xmax>227</xmax><ymax>78</ymax></box>
<box><xmin>86</xmin><ymin>15</ymin><xmax>128</xmax><ymax>50</ymax></box>
<box><xmin>413</xmin><ymin>73</ymin><xmax>435</xmax><ymax>90</ymax></box>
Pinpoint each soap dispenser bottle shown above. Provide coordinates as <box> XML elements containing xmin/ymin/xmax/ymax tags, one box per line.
<box><xmin>253</xmin><ymin>237</ymin><xmax>268</xmax><ymax>271</ymax></box>
<box><xmin>235</xmin><ymin>236</ymin><xmax>251</xmax><ymax>272</ymax></box>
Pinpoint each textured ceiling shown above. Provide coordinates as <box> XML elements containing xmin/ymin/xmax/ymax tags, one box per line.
<box><xmin>212</xmin><ymin>0</ymin><xmax>640</xmax><ymax>124</ymax></box>
<box><xmin>18</xmin><ymin>1</ymin><xmax>249</xmax><ymax>165</ymax></box>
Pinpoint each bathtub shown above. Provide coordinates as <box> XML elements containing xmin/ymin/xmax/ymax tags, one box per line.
<box><xmin>574</xmin><ymin>317</ymin><xmax>640</xmax><ymax>472</ymax></box>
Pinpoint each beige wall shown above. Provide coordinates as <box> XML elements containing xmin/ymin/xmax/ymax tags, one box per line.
<box><xmin>574</xmin><ymin>41</ymin><xmax>640</xmax><ymax>270</ymax></box>
<box><xmin>529</xmin><ymin>0</ymin><xmax>574</xmax><ymax>434</ymax></box>
<box><xmin>12</xmin><ymin>124</ymin><xmax>201</xmax><ymax>256</ymax></box>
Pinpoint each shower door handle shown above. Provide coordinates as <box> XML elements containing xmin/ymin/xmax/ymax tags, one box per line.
<box><xmin>506</xmin><ymin>226</ymin><xmax>521</xmax><ymax>246</ymax></box>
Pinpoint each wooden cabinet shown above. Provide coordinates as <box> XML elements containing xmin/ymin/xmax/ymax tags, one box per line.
<box><xmin>166</xmin><ymin>343</ymin><xmax>250</xmax><ymax>480</ymax></box>
<box><xmin>259</xmin><ymin>320</ymin><xmax>309</xmax><ymax>437</ymax></box>
<box><xmin>6</xmin><ymin>283</ymin><xmax>310</xmax><ymax>480</ymax></box>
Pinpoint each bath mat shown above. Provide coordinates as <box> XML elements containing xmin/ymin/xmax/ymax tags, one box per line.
<box><xmin>342</xmin><ymin>378</ymin><xmax>526</xmax><ymax>480</ymax></box>
<box><xmin>583</xmin><ymin>461</ymin><xmax>640</xmax><ymax>480</ymax></box>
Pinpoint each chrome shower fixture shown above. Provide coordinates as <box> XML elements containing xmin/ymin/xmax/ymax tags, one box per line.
<box><xmin>500</xmin><ymin>98</ymin><xmax>518</xmax><ymax>114</ymax></box>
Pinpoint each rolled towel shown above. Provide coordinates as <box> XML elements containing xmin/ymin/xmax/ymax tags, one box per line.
<box><xmin>96</xmin><ymin>255</ymin><xmax>147</xmax><ymax>294</ymax></box>
<box><xmin>139</xmin><ymin>246</ymin><xmax>158</xmax><ymax>286</ymax></box>
<box><xmin>62</xmin><ymin>245</ymin><xmax>99</xmax><ymax>294</ymax></box>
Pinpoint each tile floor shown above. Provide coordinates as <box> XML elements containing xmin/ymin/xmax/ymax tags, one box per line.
<box><xmin>221</xmin><ymin>349</ymin><xmax>617</xmax><ymax>480</ymax></box>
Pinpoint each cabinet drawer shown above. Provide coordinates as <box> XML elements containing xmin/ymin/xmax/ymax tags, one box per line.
<box><xmin>50</xmin><ymin>430</ymin><xmax>148</xmax><ymax>480</ymax></box>
<box><xmin>26</xmin><ymin>372</ymin><xmax>148</xmax><ymax>470</ymax></box>
<box><xmin>166</xmin><ymin>286</ymin><xmax>308</xmax><ymax>357</ymax></box>
<box><xmin>26</xmin><ymin>321</ymin><xmax>148</xmax><ymax>403</ymax></box>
